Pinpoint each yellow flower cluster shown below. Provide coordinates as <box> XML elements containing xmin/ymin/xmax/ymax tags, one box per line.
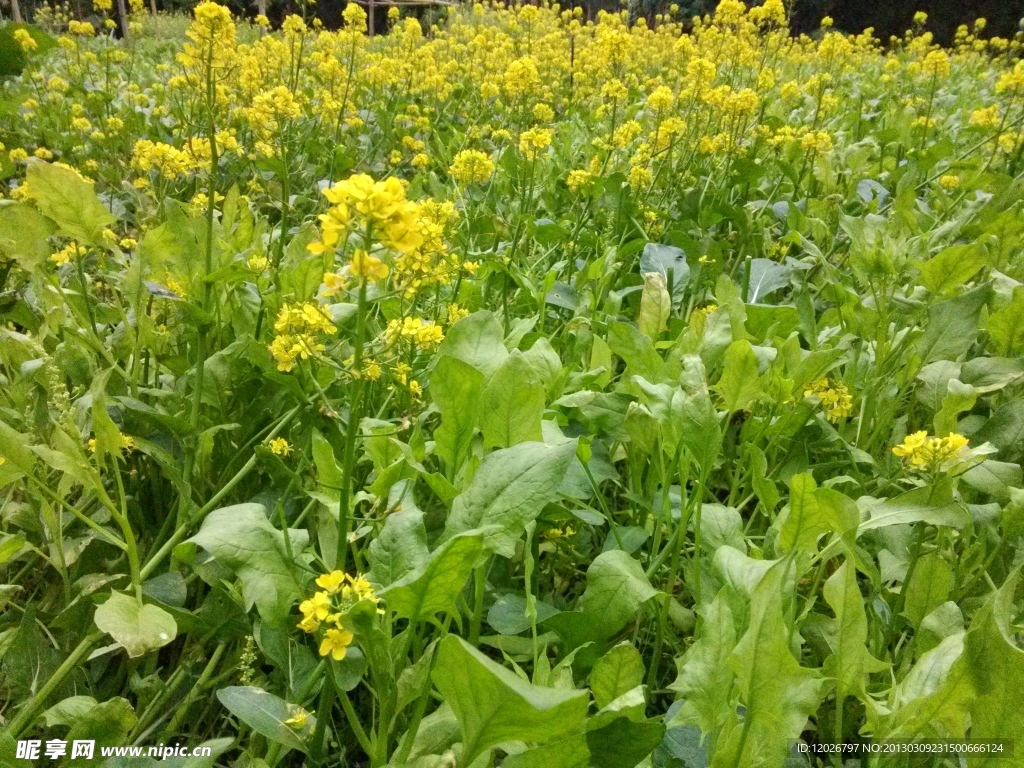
<box><xmin>892</xmin><ymin>432</ymin><xmax>969</xmax><ymax>470</ymax></box>
<box><xmin>449</xmin><ymin>150</ymin><xmax>495</xmax><ymax>184</ymax></box>
<box><xmin>298</xmin><ymin>571</ymin><xmax>381</xmax><ymax>659</ymax></box>
<box><xmin>13</xmin><ymin>29</ymin><xmax>37</xmax><ymax>52</ymax></box>
<box><xmin>50</xmin><ymin>242</ymin><xmax>87</xmax><ymax>266</ymax></box>
<box><xmin>804</xmin><ymin>378</ymin><xmax>854</xmax><ymax>422</ymax></box>
<box><xmin>383</xmin><ymin>317</ymin><xmax>444</xmax><ymax>351</ymax></box>
<box><xmin>268</xmin><ymin>302</ymin><xmax>337</xmax><ymax>372</ymax></box>
<box><xmin>308</xmin><ymin>173</ymin><xmax>422</xmax><ymax>255</ymax></box>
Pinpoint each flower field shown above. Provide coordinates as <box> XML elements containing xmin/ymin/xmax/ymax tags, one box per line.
<box><xmin>1</xmin><ymin>1</ymin><xmax>1024</xmax><ymax>765</ymax></box>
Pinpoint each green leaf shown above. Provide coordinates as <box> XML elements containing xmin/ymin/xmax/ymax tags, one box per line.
<box><xmin>444</xmin><ymin>441</ymin><xmax>576</xmax><ymax>557</ymax></box>
<box><xmin>184</xmin><ymin>503</ymin><xmax>310</xmax><ymax>627</ymax></box>
<box><xmin>877</xmin><ymin>633</ymin><xmax>973</xmax><ymax>739</ymax></box>
<box><xmin>713</xmin><ymin>340</ymin><xmax>762</xmax><ymax>413</ymax></box>
<box><xmin>638</xmin><ymin>272</ymin><xmax>671</xmax><ymax>339</ymax></box>
<box><xmin>432</xmin><ymin>355</ymin><xmax>485</xmax><ymax>471</ymax></box>
<box><xmin>24</xmin><ymin>160</ymin><xmax>115</xmax><ymax>246</ymax></box>
<box><xmin>777</xmin><ymin>474</ymin><xmax>858</xmax><ymax>554</ymax></box>
<box><xmin>902</xmin><ymin>552</ymin><xmax>953</xmax><ymax>630</ymax></box>
<box><xmin>607</xmin><ymin>321</ymin><xmax>666</xmax><ymax>383</ymax></box>
<box><xmin>715</xmin><ymin>565</ymin><xmax>824</xmax><ymax>767</ymax></box>
<box><xmin>65</xmin><ymin>697</ymin><xmax>137</xmax><ymax>766</ymax></box>
<box><xmin>311</xmin><ymin>428</ymin><xmax>343</xmax><ymax>504</ymax></box>
<box><xmin>0</xmin><ymin>202</ymin><xmax>56</xmax><ymax>271</ymax></box>
<box><xmin>964</xmin><ymin>567</ymin><xmax>1024</xmax><ymax>764</ymax></box>
<box><xmin>431</xmin><ymin>635</ymin><xmax>590</xmax><ymax>765</ymax></box>
<box><xmin>856</xmin><ymin>487</ymin><xmax>971</xmax><ymax>533</ymax></box>
<box><xmin>367</xmin><ymin>509</ymin><xmax>430</xmax><ymax>589</ymax></box>
<box><xmin>216</xmin><ymin>686</ymin><xmax>315</xmax><ymax>752</ymax></box>
<box><xmin>480</xmin><ymin>350</ymin><xmax>545</xmax><ymax>448</ymax></box>
<box><xmin>986</xmin><ymin>287</ymin><xmax>1024</xmax><ymax>357</ymax></box>
<box><xmin>918</xmin><ymin>243</ymin><xmax>988</xmax><ymax>295</ymax></box>
<box><xmin>384</xmin><ymin>531</ymin><xmax>484</xmax><ymax>624</ymax></box>
<box><xmin>502</xmin><ymin>734</ymin><xmax>590</xmax><ymax>768</ymax></box>
<box><xmin>822</xmin><ymin>560</ymin><xmax>888</xmax><ymax>701</ymax></box>
<box><xmin>669</xmin><ymin>590</ymin><xmax>737</xmax><ymax>744</ymax></box>
<box><xmin>93</xmin><ymin>591</ymin><xmax>177</xmax><ymax>658</ymax></box>
<box><xmin>586</xmin><ymin>716</ymin><xmax>665</xmax><ymax>768</ymax></box>
<box><xmin>436</xmin><ymin>310</ymin><xmax>509</xmax><ymax>378</ymax></box>
<box><xmin>579</xmin><ymin>550</ymin><xmax>659</xmax><ymax>640</ymax></box>
<box><xmin>590</xmin><ymin>641</ymin><xmax>645</xmax><ymax>709</ymax></box>
<box><xmin>42</xmin><ymin>695</ymin><xmax>99</xmax><ymax>728</ymax></box>
<box><xmin>745</xmin><ymin>258</ymin><xmax>791</xmax><ymax>303</ymax></box>
<box><xmin>916</xmin><ymin>285</ymin><xmax>992</xmax><ymax>364</ymax></box>
<box><xmin>640</xmin><ymin>242</ymin><xmax>689</xmax><ymax>300</ymax></box>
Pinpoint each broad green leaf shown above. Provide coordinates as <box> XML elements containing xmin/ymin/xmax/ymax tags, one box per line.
<box><xmin>590</xmin><ymin>641</ymin><xmax>645</xmax><ymax>709</ymax></box>
<box><xmin>216</xmin><ymin>686</ymin><xmax>315</xmax><ymax>752</ymax></box>
<box><xmin>480</xmin><ymin>350</ymin><xmax>545</xmax><ymax>448</ymax></box>
<box><xmin>714</xmin><ymin>274</ymin><xmax>750</xmax><ymax>342</ymax></box>
<box><xmin>713</xmin><ymin>340</ymin><xmax>762</xmax><ymax>413</ymax></box>
<box><xmin>0</xmin><ymin>202</ymin><xmax>56</xmax><ymax>270</ymax></box>
<box><xmin>432</xmin><ymin>635</ymin><xmax>589</xmax><ymax>765</ymax></box>
<box><xmin>856</xmin><ymin>487</ymin><xmax>971</xmax><ymax>533</ymax></box>
<box><xmin>311</xmin><ymin>429</ymin><xmax>343</xmax><ymax>505</ymax></box>
<box><xmin>715</xmin><ymin>565</ymin><xmax>824</xmax><ymax>767</ymax></box>
<box><xmin>903</xmin><ymin>552</ymin><xmax>953</xmax><ymax>630</ymax></box>
<box><xmin>367</xmin><ymin>509</ymin><xmax>430</xmax><ymax>589</ymax></box>
<box><xmin>640</xmin><ymin>242</ymin><xmax>690</xmax><ymax>301</ymax></box>
<box><xmin>919</xmin><ymin>243</ymin><xmax>988</xmax><ymax>295</ymax></box>
<box><xmin>93</xmin><ymin>591</ymin><xmax>177</xmax><ymax>658</ymax></box>
<box><xmin>607</xmin><ymin>321</ymin><xmax>666</xmax><ymax>383</ymax></box>
<box><xmin>745</xmin><ymin>258</ymin><xmax>791</xmax><ymax>303</ymax></box>
<box><xmin>917</xmin><ymin>601</ymin><xmax>964</xmax><ymax>656</ymax></box>
<box><xmin>822</xmin><ymin>560</ymin><xmax>887</xmax><ymax>700</ymax></box>
<box><xmin>986</xmin><ymin>287</ymin><xmax>1024</xmax><ymax>356</ymax></box>
<box><xmin>579</xmin><ymin>550</ymin><xmax>659</xmax><ymax>639</ymax></box>
<box><xmin>777</xmin><ymin>474</ymin><xmax>858</xmax><ymax>553</ymax></box>
<box><xmin>42</xmin><ymin>695</ymin><xmax>99</xmax><ymax>728</ymax></box>
<box><xmin>65</xmin><ymin>697</ymin><xmax>136</xmax><ymax>766</ymax></box>
<box><xmin>432</xmin><ymin>354</ymin><xmax>485</xmax><ymax>471</ymax></box>
<box><xmin>444</xmin><ymin>441</ymin><xmax>576</xmax><ymax>557</ymax></box>
<box><xmin>669</xmin><ymin>591</ymin><xmax>737</xmax><ymax>743</ymax></box>
<box><xmin>436</xmin><ymin>310</ymin><xmax>509</xmax><ymax>378</ymax></box>
<box><xmin>488</xmin><ymin>593</ymin><xmax>560</xmax><ymax>636</ymax></box>
<box><xmin>916</xmin><ymin>285</ymin><xmax>992</xmax><ymax>364</ymax></box>
<box><xmin>184</xmin><ymin>503</ymin><xmax>310</xmax><ymax>627</ymax></box>
<box><xmin>878</xmin><ymin>633</ymin><xmax>973</xmax><ymax>739</ymax></box>
<box><xmin>503</xmin><ymin>734</ymin><xmax>590</xmax><ymax>768</ymax></box>
<box><xmin>934</xmin><ymin>379</ymin><xmax>977</xmax><ymax>437</ymax></box>
<box><xmin>638</xmin><ymin>272</ymin><xmax>671</xmax><ymax>339</ymax></box>
<box><xmin>586</xmin><ymin>716</ymin><xmax>665</xmax><ymax>768</ymax></box>
<box><xmin>973</xmin><ymin>399</ymin><xmax>1024</xmax><ymax>463</ymax></box>
<box><xmin>384</xmin><ymin>531</ymin><xmax>483</xmax><ymax>624</ymax></box>
<box><xmin>964</xmin><ymin>567</ymin><xmax>1024</xmax><ymax>764</ymax></box>
<box><xmin>25</xmin><ymin>159</ymin><xmax>115</xmax><ymax>246</ymax></box>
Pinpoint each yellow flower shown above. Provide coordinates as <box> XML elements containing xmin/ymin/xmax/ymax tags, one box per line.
<box><xmin>269</xmin><ymin>437</ymin><xmax>292</xmax><ymax>456</ymax></box>
<box><xmin>284</xmin><ymin>708</ymin><xmax>310</xmax><ymax>729</ymax></box>
<box><xmin>299</xmin><ymin>590</ymin><xmax>331</xmax><ymax>626</ymax></box>
<box><xmin>319</xmin><ymin>628</ymin><xmax>355</xmax><ymax>661</ymax></box>
<box><xmin>13</xmin><ymin>29</ymin><xmax>37</xmax><ymax>52</ymax></box>
<box><xmin>350</xmin><ymin>250</ymin><xmax>390</xmax><ymax>283</ymax></box>
<box><xmin>922</xmin><ymin>51</ymin><xmax>950</xmax><ymax>79</ymax></box>
<box><xmin>316</xmin><ymin>570</ymin><xmax>348</xmax><ymax>594</ymax></box>
<box><xmin>938</xmin><ymin>175</ymin><xmax>960</xmax><ymax>191</ymax></box>
<box><xmin>518</xmin><ymin>127</ymin><xmax>552</xmax><ymax>159</ymax></box>
<box><xmin>970</xmin><ymin>105</ymin><xmax>1000</xmax><ymax>129</ymax></box>
<box><xmin>804</xmin><ymin>378</ymin><xmax>854</xmax><ymax>422</ymax></box>
<box><xmin>449</xmin><ymin>150</ymin><xmax>495</xmax><ymax>184</ymax></box>
<box><xmin>247</xmin><ymin>254</ymin><xmax>270</xmax><ymax>273</ymax></box>
<box><xmin>893</xmin><ymin>431</ymin><xmax>970</xmax><ymax>470</ymax></box>
<box><xmin>322</xmin><ymin>271</ymin><xmax>346</xmax><ymax>296</ymax></box>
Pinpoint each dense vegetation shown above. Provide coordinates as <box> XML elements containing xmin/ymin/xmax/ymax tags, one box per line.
<box><xmin>1</xmin><ymin>2</ymin><xmax>1024</xmax><ymax>766</ymax></box>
